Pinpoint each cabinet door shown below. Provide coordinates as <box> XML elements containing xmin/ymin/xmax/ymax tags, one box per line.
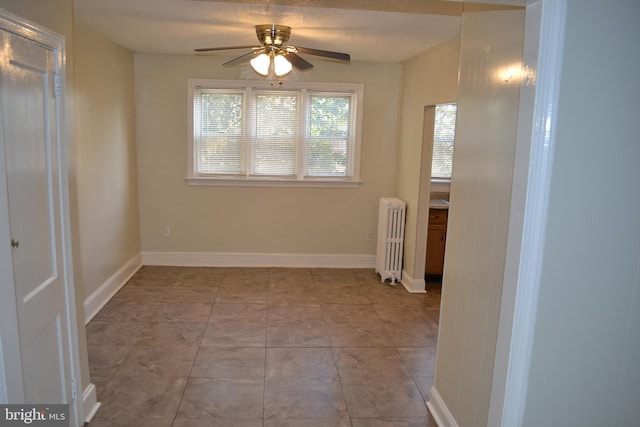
<box><xmin>425</xmin><ymin>208</ymin><xmax>448</xmax><ymax>275</ymax></box>
<box><xmin>426</xmin><ymin>227</ymin><xmax>446</xmax><ymax>275</ymax></box>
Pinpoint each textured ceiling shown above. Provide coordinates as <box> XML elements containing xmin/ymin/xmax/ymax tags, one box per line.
<box><xmin>73</xmin><ymin>0</ymin><xmax>469</xmax><ymax>63</ymax></box>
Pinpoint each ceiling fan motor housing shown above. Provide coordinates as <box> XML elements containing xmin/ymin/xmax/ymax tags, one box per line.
<box><xmin>256</xmin><ymin>24</ymin><xmax>291</xmax><ymax>46</ymax></box>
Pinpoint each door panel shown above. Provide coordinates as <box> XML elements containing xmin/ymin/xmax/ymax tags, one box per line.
<box><xmin>1</xmin><ymin>30</ymin><xmax>70</xmax><ymax>405</ymax></box>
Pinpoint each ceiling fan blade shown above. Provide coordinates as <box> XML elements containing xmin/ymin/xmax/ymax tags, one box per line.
<box><xmin>284</xmin><ymin>52</ymin><xmax>314</xmax><ymax>70</ymax></box>
<box><xmin>293</xmin><ymin>47</ymin><xmax>350</xmax><ymax>62</ymax></box>
<box><xmin>194</xmin><ymin>45</ymin><xmax>257</xmax><ymax>53</ymax></box>
<box><xmin>223</xmin><ymin>50</ymin><xmax>260</xmax><ymax>66</ymax></box>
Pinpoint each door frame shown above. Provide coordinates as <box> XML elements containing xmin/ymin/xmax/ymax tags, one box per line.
<box><xmin>487</xmin><ymin>0</ymin><xmax>567</xmax><ymax>425</ymax></box>
<box><xmin>0</xmin><ymin>7</ymin><xmax>83</xmax><ymax>425</ymax></box>
<box><xmin>422</xmin><ymin>0</ymin><xmax>567</xmax><ymax>426</ymax></box>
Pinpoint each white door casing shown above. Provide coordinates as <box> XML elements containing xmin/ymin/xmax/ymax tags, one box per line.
<box><xmin>0</xmin><ymin>8</ymin><xmax>82</xmax><ymax>426</ymax></box>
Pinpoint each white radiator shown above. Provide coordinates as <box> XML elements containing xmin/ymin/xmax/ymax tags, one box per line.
<box><xmin>375</xmin><ymin>197</ymin><xmax>406</xmax><ymax>284</ymax></box>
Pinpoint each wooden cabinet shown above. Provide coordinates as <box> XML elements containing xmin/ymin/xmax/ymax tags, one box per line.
<box><xmin>425</xmin><ymin>208</ymin><xmax>448</xmax><ymax>275</ymax></box>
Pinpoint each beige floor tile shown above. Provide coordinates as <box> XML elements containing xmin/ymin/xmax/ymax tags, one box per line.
<box><xmin>177</xmin><ymin>377</ymin><xmax>264</xmax><ymax>420</ymax></box>
<box><xmin>332</xmin><ymin>347</ymin><xmax>413</xmax><ymax>382</ymax></box>
<box><xmin>136</xmin><ymin>322</ymin><xmax>207</xmax><ymax>346</ymax></box>
<box><xmin>266</xmin><ymin>347</ymin><xmax>340</xmax><ymax>387</ymax></box>
<box><xmin>350</xmin><ymin>417</ymin><xmax>438</xmax><ymax>427</ymax></box>
<box><xmin>114</xmin><ymin>343</ymin><xmax>199</xmax><ymax>378</ymax></box>
<box><xmin>210</xmin><ymin>302</ymin><xmax>267</xmax><ymax>323</ymax></box>
<box><xmin>263</xmin><ymin>418</ymin><xmax>351</xmax><ymax>427</ymax></box>
<box><xmin>96</xmin><ymin>376</ymin><xmax>186</xmax><ymax>421</ymax></box>
<box><xmin>340</xmin><ymin>378</ymin><xmax>429</xmax><ymax>418</ymax></box>
<box><xmin>86</xmin><ymin>266</ymin><xmax>442</xmax><ymax>426</ymax></box>
<box><xmin>176</xmin><ymin>267</ymin><xmax>225</xmax><ymax>288</ymax></box>
<box><xmin>396</xmin><ymin>346</ymin><xmax>437</xmax><ymax>378</ymax></box>
<box><xmin>216</xmin><ymin>281</ymin><xmax>269</xmax><ymax>303</ymax></box>
<box><xmin>361</xmin><ymin>282</ymin><xmax>422</xmax><ymax>306</ymax></box>
<box><xmin>316</xmin><ymin>285</ymin><xmax>371</xmax><ymax>304</ymax></box>
<box><xmin>267</xmin><ymin>321</ymin><xmax>331</xmax><ymax>347</ymax></box>
<box><xmin>264</xmin><ymin>384</ymin><xmax>348</xmax><ymax>420</ymax></box>
<box><xmin>201</xmin><ymin>321</ymin><xmax>267</xmax><ymax>347</ymax></box>
<box><xmin>86</xmin><ymin>321</ymin><xmax>147</xmax><ymax>346</ymax></box>
<box><xmin>163</xmin><ymin>287</ymin><xmax>218</xmax><ymax>302</ymax></box>
<box><xmin>151</xmin><ymin>302</ymin><xmax>213</xmax><ymax>322</ymax></box>
<box><xmin>322</xmin><ymin>303</ymin><xmax>381</xmax><ymax>324</ymax></box>
<box><xmin>112</xmin><ymin>286</ymin><xmax>168</xmax><ymax>302</ymax></box>
<box><xmin>91</xmin><ymin>300</ymin><xmax>159</xmax><ymax>322</ymax></box>
<box><xmin>191</xmin><ymin>346</ymin><xmax>265</xmax><ymax>380</ymax></box>
<box><xmin>268</xmin><ymin>286</ymin><xmax>320</xmax><ymax>305</ymax></box>
<box><xmin>173</xmin><ymin>418</ymin><xmax>263</xmax><ymax>427</ymax></box>
<box><xmin>88</xmin><ymin>345</ymin><xmax>130</xmax><ymax>378</ymax></box>
<box><xmin>268</xmin><ymin>305</ymin><xmax>325</xmax><ymax>323</ymax></box>
<box><xmin>89</xmin><ymin>416</ymin><xmax>174</xmax><ymax>427</ymax></box>
<box><xmin>326</xmin><ymin>322</ymin><xmax>395</xmax><ymax>347</ymax></box>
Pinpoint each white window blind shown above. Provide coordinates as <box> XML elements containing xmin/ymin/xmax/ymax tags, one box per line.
<box><xmin>251</xmin><ymin>91</ymin><xmax>299</xmax><ymax>177</ymax></box>
<box><xmin>188</xmin><ymin>79</ymin><xmax>363</xmax><ymax>187</ymax></box>
<box><xmin>194</xmin><ymin>89</ymin><xmax>244</xmax><ymax>175</ymax></box>
<box><xmin>432</xmin><ymin>103</ymin><xmax>457</xmax><ymax>179</ymax></box>
<box><xmin>307</xmin><ymin>93</ymin><xmax>353</xmax><ymax>177</ymax></box>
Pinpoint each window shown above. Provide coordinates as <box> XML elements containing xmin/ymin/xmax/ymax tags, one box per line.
<box><xmin>187</xmin><ymin>79</ymin><xmax>364</xmax><ymax>187</ymax></box>
<box><xmin>432</xmin><ymin>103</ymin><xmax>457</xmax><ymax>180</ymax></box>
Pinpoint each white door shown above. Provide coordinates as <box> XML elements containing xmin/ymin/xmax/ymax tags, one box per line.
<box><xmin>0</xmin><ymin>15</ymin><xmax>78</xmax><ymax>419</ymax></box>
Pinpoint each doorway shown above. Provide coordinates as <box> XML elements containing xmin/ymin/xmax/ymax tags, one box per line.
<box><xmin>0</xmin><ymin>9</ymin><xmax>83</xmax><ymax>426</ymax></box>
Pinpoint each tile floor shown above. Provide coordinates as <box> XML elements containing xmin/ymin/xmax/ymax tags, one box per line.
<box><xmin>87</xmin><ymin>266</ymin><xmax>441</xmax><ymax>426</ymax></box>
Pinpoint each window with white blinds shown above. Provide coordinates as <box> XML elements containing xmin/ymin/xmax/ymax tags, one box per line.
<box><xmin>432</xmin><ymin>103</ymin><xmax>457</xmax><ymax>180</ymax></box>
<box><xmin>188</xmin><ymin>79</ymin><xmax>363</xmax><ymax>186</ymax></box>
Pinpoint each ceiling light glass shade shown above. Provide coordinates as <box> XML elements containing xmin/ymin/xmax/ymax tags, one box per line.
<box><xmin>250</xmin><ymin>53</ymin><xmax>270</xmax><ymax>75</ymax></box>
<box><xmin>273</xmin><ymin>55</ymin><xmax>293</xmax><ymax>76</ymax></box>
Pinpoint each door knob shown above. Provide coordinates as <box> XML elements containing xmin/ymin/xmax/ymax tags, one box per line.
<box><xmin>11</xmin><ymin>239</ymin><xmax>19</xmax><ymax>248</ymax></box>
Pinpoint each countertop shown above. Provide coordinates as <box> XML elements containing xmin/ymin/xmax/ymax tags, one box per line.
<box><xmin>429</xmin><ymin>199</ymin><xmax>450</xmax><ymax>210</ymax></box>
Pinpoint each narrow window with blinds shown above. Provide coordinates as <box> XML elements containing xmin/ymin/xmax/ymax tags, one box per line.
<box><xmin>432</xmin><ymin>103</ymin><xmax>457</xmax><ymax>180</ymax></box>
<box><xmin>194</xmin><ymin>89</ymin><xmax>245</xmax><ymax>175</ymax></box>
<box><xmin>307</xmin><ymin>93</ymin><xmax>353</xmax><ymax>177</ymax></box>
<box><xmin>187</xmin><ymin>79</ymin><xmax>363</xmax><ymax>187</ymax></box>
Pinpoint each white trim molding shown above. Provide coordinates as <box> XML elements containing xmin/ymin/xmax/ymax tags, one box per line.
<box><xmin>83</xmin><ymin>253</ymin><xmax>142</xmax><ymax>324</ymax></box>
<box><xmin>427</xmin><ymin>386</ymin><xmax>459</xmax><ymax>427</ymax></box>
<box><xmin>141</xmin><ymin>251</ymin><xmax>376</xmax><ymax>269</ymax></box>
<box><xmin>495</xmin><ymin>1</ymin><xmax>567</xmax><ymax>426</ymax></box>
<box><xmin>401</xmin><ymin>269</ymin><xmax>427</xmax><ymax>293</ymax></box>
<box><xmin>82</xmin><ymin>383</ymin><xmax>101</xmax><ymax>424</ymax></box>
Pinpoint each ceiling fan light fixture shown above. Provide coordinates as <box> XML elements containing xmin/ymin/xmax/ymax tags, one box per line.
<box><xmin>273</xmin><ymin>54</ymin><xmax>292</xmax><ymax>76</ymax></box>
<box><xmin>250</xmin><ymin>53</ymin><xmax>270</xmax><ymax>75</ymax></box>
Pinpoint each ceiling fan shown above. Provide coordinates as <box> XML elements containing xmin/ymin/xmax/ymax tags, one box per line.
<box><xmin>195</xmin><ymin>24</ymin><xmax>351</xmax><ymax>77</ymax></box>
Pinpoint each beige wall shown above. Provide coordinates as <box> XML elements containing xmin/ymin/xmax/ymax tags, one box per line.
<box><xmin>432</xmin><ymin>9</ymin><xmax>524</xmax><ymax>426</ymax></box>
<box><xmin>397</xmin><ymin>37</ymin><xmax>460</xmax><ymax>282</ymax></box>
<box><xmin>74</xmin><ymin>23</ymin><xmax>141</xmax><ymax>298</ymax></box>
<box><xmin>135</xmin><ymin>55</ymin><xmax>401</xmax><ymax>259</ymax></box>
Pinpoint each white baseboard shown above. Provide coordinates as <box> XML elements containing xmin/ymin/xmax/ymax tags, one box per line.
<box><xmin>141</xmin><ymin>251</ymin><xmax>376</xmax><ymax>269</ymax></box>
<box><xmin>427</xmin><ymin>386</ymin><xmax>459</xmax><ymax>427</ymax></box>
<box><xmin>82</xmin><ymin>382</ymin><xmax>101</xmax><ymax>424</ymax></box>
<box><xmin>401</xmin><ymin>269</ymin><xmax>427</xmax><ymax>293</ymax></box>
<box><xmin>83</xmin><ymin>253</ymin><xmax>142</xmax><ymax>324</ymax></box>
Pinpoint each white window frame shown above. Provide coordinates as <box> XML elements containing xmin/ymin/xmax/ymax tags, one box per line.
<box><xmin>186</xmin><ymin>79</ymin><xmax>364</xmax><ymax>187</ymax></box>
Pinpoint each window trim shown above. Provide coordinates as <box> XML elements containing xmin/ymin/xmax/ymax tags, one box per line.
<box><xmin>186</xmin><ymin>79</ymin><xmax>364</xmax><ymax>187</ymax></box>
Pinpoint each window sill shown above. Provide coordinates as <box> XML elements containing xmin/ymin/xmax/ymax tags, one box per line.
<box><xmin>185</xmin><ymin>177</ymin><xmax>363</xmax><ymax>188</ymax></box>
<box><xmin>430</xmin><ymin>178</ymin><xmax>451</xmax><ymax>192</ymax></box>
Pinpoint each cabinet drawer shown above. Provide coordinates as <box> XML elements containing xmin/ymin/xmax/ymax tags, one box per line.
<box><xmin>428</xmin><ymin>209</ymin><xmax>448</xmax><ymax>226</ymax></box>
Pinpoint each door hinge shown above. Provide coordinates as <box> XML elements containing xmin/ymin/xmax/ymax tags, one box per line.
<box><xmin>54</xmin><ymin>74</ymin><xmax>61</xmax><ymax>97</ymax></box>
<box><xmin>70</xmin><ymin>379</ymin><xmax>77</xmax><ymax>401</ymax></box>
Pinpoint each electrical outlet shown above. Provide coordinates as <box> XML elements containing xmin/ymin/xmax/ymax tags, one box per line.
<box><xmin>163</xmin><ymin>226</ymin><xmax>171</xmax><ymax>237</ymax></box>
<box><xmin>366</xmin><ymin>231</ymin><xmax>373</xmax><ymax>241</ymax></box>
